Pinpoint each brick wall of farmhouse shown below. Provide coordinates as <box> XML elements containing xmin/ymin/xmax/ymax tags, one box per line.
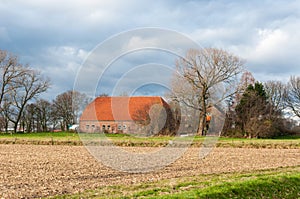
<box><xmin>79</xmin><ymin>120</ymin><xmax>138</xmax><ymax>133</ymax></box>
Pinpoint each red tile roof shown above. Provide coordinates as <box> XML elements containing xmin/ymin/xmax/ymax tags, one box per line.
<box><xmin>80</xmin><ymin>96</ymin><xmax>169</xmax><ymax>121</ymax></box>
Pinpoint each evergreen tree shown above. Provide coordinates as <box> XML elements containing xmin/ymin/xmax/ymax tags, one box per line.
<box><xmin>235</xmin><ymin>82</ymin><xmax>278</xmax><ymax>138</ymax></box>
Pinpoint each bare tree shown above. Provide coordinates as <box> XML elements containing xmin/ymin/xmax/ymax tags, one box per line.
<box><xmin>97</xmin><ymin>93</ymin><xmax>109</xmax><ymax>97</ymax></box>
<box><xmin>21</xmin><ymin>99</ymin><xmax>53</xmax><ymax>132</ymax></box>
<box><xmin>6</xmin><ymin>69</ymin><xmax>50</xmax><ymax>132</ymax></box>
<box><xmin>0</xmin><ymin>115</ymin><xmax>6</xmax><ymax>131</ymax></box>
<box><xmin>72</xmin><ymin>91</ymin><xmax>91</xmax><ymax>124</ymax></box>
<box><xmin>0</xmin><ymin>50</ymin><xmax>50</xmax><ymax>133</ymax></box>
<box><xmin>35</xmin><ymin>99</ymin><xmax>52</xmax><ymax>132</ymax></box>
<box><xmin>53</xmin><ymin>91</ymin><xmax>73</xmax><ymax>131</ymax></box>
<box><xmin>171</xmin><ymin>48</ymin><xmax>243</xmax><ymax>135</ymax></box>
<box><xmin>53</xmin><ymin>90</ymin><xmax>89</xmax><ymax>131</ymax></box>
<box><xmin>264</xmin><ymin>80</ymin><xmax>286</xmax><ymax>116</ymax></box>
<box><xmin>22</xmin><ymin>103</ymin><xmax>37</xmax><ymax>132</ymax></box>
<box><xmin>285</xmin><ymin>76</ymin><xmax>300</xmax><ymax>118</ymax></box>
<box><xmin>1</xmin><ymin>98</ymin><xmax>11</xmax><ymax>132</ymax></box>
<box><xmin>49</xmin><ymin>102</ymin><xmax>61</xmax><ymax>131</ymax></box>
<box><xmin>132</xmin><ymin>103</ymin><xmax>175</xmax><ymax>136</ymax></box>
<box><xmin>0</xmin><ymin>50</ymin><xmax>26</xmax><ymax>111</ymax></box>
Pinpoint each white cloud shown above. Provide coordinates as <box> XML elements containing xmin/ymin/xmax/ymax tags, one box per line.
<box><xmin>250</xmin><ymin>28</ymin><xmax>289</xmax><ymax>61</ymax></box>
<box><xmin>242</xmin><ymin>19</ymin><xmax>300</xmax><ymax>76</ymax></box>
<box><xmin>125</xmin><ymin>36</ymin><xmax>160</xmax><ymax>51</ymax></box>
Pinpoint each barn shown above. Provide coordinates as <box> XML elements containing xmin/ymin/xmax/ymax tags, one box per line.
<box><xmin>79</xmin><ymin>96</ymin><xmax>174</xmax><ymax>135</ymax></box>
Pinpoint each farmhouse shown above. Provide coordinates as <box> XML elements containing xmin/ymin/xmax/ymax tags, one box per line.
<box><xmin>79</xmin><ymin>96</ymin><xmax>174</xmax><ymax>135</ymax></box>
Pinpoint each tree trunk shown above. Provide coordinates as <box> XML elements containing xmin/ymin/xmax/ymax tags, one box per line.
<box><xmin>197</xmin><ymin>109</ymin><xmax>207</xmax><ymax>136</ymax></box>
<box><xmin>201</xmin><ymin>112</ymin><xmax>207</xmax><ymax>136</ymax></box>
<box><xmin>13</xmin><ymin>122</ymin><xmax>17</xmax><ymax>134</ymax></box>
<box><xmin>5</xmin><ymin>120</ymin><xmax>8</xmax><ymax>133</ymax></box>
<box><xmin>201</xmin><ymin>89</ymin><xmax>208</xmax><ymax>136</ymax></box>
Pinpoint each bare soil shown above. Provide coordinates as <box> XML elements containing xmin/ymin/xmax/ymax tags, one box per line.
<box><xmin>0</xmin><ymin>144</ymin><xmax>299</xmax><ymax>198</ymax></box>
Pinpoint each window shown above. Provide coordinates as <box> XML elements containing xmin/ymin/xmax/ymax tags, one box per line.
<box><xmin>102</xmin><ymin>125</ymin><xmax>106</xmax><ymax>130</ymax></box>
<box><xmin>123</xmin><ymin>125</ymin><xmax>127</xmax><ymax>130</ymax></box>
<box><xmin>86</xmin><ymin>125</ymin><xmax>89</xmax><ymax>130</ymax></box>
<box><xmin>118</xmin><ymin>125</ymin><xmax>122</xmax><ymax>130</ymax></box>
<box><xmin>91</xmin><ymin>125</ymin><xmax>95</xmax><ymax>129</ymax></box>
<box><xmin>107</xmin><ymin>125</ymin><xmax>111</xmax><ymax>130</ymax></box>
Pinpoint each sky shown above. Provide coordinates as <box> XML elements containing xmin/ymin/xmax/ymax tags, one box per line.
<box><xmin>1</xmin><ymin>0</ymin><xmax>300</xmax><ymax>99</ymax></box>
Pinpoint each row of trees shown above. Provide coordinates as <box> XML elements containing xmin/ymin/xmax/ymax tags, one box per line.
<box><xmin>169</xmin><ymin>48</ymin><xmax>300</xmax><ymax>138</ymax></box>
<box><xmin>0</xmin><ymin>50</ymin><xmax>89</xmax><ymax>133</ymax></box>
<box><xmin>0</xmin><ymin>50</ymin><xmax>50</xmax><ymax>132</ymax></box>
<box><xmin>18</xmin><ymin>90</ymin><xmax>89</xmax><ymax>132</ymax></box>
<box><xmin>0</xmin><ymin>88</ymin><xmax>89</xmax><ymax>133</ymax></box>
<box><xmin>226</xmin><ymin>75</ymin><xmax>300</xmax><ymax>138</ymax></box>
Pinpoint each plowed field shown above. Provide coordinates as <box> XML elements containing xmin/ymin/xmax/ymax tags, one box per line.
<box><xmin>0</xmin><ymin>144</ymin><xmax>299</xmax><ymax>198</ymax></box>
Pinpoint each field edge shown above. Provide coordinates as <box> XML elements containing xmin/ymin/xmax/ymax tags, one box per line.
<box><xmin>48</xmin><ymin>166</ymin><xmax>300</xmax><ymax>199</ymax></box>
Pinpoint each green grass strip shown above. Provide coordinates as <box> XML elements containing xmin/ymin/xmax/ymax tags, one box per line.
<box><xmin>0</xmin><ymin>132</ymin><xmax>299</xmax><ymax>148</ymax></box>
<box><xmin>49</xmin><ymin>166</ymin><xmax>300</xmax><ymax>199</ymax></box>
<box><xmin>153</xmin><ymin>173</ymin><xmax>300</xmax><ymax>199</ymax></box>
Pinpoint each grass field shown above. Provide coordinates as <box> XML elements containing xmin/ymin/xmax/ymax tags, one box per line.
<box><xmin>0</xmin><ymin>131</ymin><xmax>80</xmax><ymax>140</ymax></box>
<box><xmin>51</xmin><ymin>166</ymin><xmax>300</xmax><ymax>199</ymax></box>
<box><xmin>0</xmin><ymin>132</ymin><xmax>299</xmax><ymax>148</ymax></box>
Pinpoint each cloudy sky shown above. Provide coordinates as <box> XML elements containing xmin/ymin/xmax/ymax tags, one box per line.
<box><xmin>1</xmin><ymin>0</ymin><xmax>300</xmax><ymax>99</ymax></box>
